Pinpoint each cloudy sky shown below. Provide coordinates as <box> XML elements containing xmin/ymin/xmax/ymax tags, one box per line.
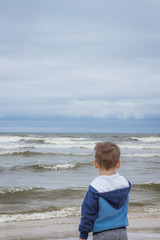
<box><xmin>0</xmin><ymin>0</ymin><xmax>160</xmax><ymax>133</ymax></box>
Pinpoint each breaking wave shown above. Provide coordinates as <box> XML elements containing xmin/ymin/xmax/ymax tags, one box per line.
<box><xmin>10</xmin><ymin>162</ymin><xmax>92</xmax><ymax>171</ymax></box>
<box><xmin>119</xmin><ymin>144</ymin><xmax>160</xmax><ymax>149</ymax></box>
<box><xmin>130</xmin><ymin>136</ymin><xmax>160</xmax><ymax>142</ymax></box>
<box><xmin>0</xmin><ymin>206</ymin><xmax>81</xmax><ymax>222</ymax></box>
<box><xmin>0</xmin><ymin>186</ymin><xmax>86</xmax><ymax>198</ymax></box>
<box><xmin>0</xmin><ymin>150</ymin><xmax>92</xmax><ymax>157</ymax></box>
<box><xmin>132</xmin><ymin>182</ymin><xmax>160</xmax><ymax>191</ymax></box>
<box><xmin>0</xmin><ymin>187</ymin><xmax>39</xmax><ymax>194</ymax></box>
<box><xmin>122</xmin><ymin>153</ymin><xmax>160</xmax><ymax>158</ymax></box>
<box><xmin>24</xmin><ymin>163</ymin><xmax>79</xmax><ymax>171</ymax></box>
<box><xmin>1</xmin><ymin>183</ymin><xmax>159</xmax><ymax>199</ymax></box>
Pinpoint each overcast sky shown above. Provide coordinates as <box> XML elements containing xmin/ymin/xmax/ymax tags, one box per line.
<box><xmin>0</xmin><ymin>0</ymin><xmax>160</xmax><ymax>133</ymax></box>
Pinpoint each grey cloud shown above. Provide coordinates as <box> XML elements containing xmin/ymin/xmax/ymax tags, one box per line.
<box><xmin>1</xmin><ymin>1</ymin><xmax>160</xmax><ymax>60</ymax></box>
<box><xmin>0</xmin><ymin>0</ymin><xmax>160</xmax><ymax>128</ymax></box>
<box><xmin>1</xmin><ymin>97</ymin><xmax>159</xmax><ymax>121</ymax></box>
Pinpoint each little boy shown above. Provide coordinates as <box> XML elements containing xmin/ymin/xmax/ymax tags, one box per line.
<box><xmin>79</xmin><ymin>142</ymin><xmax>131</xmax><ymax>240</ymax></box>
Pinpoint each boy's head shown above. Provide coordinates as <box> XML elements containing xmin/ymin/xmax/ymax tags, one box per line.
<box><xmin>94</xmin><ymin>142</ymin><xmax>120</xmax><ymax>171</ymax></box>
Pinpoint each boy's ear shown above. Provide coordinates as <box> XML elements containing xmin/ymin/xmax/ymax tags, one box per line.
<box><xmin>117</xmin><ymin>160</ymin><xmax>121</xmax><ymax>169</ymax></box>
<box><xmin>94</xmin><ymin>159</ymin><xmax>99</xmax><ymax>169</ymax></box>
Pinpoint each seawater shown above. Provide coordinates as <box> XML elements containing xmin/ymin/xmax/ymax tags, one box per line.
<box><xmin>0</xmin><ymin>133</ymin><xmax>160</xmax><ymax>223</ymax></box>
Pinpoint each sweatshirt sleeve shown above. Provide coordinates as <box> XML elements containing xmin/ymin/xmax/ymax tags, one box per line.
<box><xmin>79</xmin><ymin>186</ymin><xmax>99</xmax><ymax>239</ymax></box>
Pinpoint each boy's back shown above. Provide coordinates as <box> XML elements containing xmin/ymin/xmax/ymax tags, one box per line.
<box><xmin>79</xmin><ymin>142</ymin><xmax>132</xmax><ymax>240</ymax></box>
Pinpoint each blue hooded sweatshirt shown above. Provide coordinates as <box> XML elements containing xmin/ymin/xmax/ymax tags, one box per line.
<box><xmin>79</xmin><ymin>174</ymin><xmax>132</xmax><ymax>239</ymax></box>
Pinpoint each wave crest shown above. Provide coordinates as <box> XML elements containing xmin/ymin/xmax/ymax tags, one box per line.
<box><xmin>0</xmin><ymin>150</ymin><xmax>92</xmax><ymax>157</ymax></box>
<box><xmin>133</xmin><ymin>182</ymin><xmax>160</xmax><ymax>191</ymax></box>
<box><xmin>37</xmin><ymin>163</ymin><xmax>78</xmax><ymax>170</ymax></box>
<box><xmin>0</xmin><ymin>206</ymin><xmax>80</xmax><ymax>222</ymax></box>
<box><xmin>122</xmin><ymin>153</ymin><xmax>160</xmax><ymax>158</ymax></box>
<box><xmin>0</xmin><ymin>187</ymin><xmax>41</xmax><ymax>194</ymax></box>
<box><xmin>130</xmin><ymin>136</ymin><xmax>160</xmax><ymax>142</ymax></box>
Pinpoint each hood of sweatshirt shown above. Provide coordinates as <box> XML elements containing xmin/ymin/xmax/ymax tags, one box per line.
<box><xmin>89</xmin><ymin>174</ymin><xmax>132</xmax><ymax>209</ymax></box>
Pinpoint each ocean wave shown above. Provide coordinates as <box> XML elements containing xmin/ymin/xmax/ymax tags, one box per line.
<box><xmin>132</xmin><ymin>182</ymin><xmax>160</xmax><ymax>191</ymax></box>
<box><xmin>0</xmin><ymin>142</ymin><xmax>95</xmax><ymax>150</ymax></box>
<box><xmin>2</xmin><ymin>140</ymin><xmax>159</xmax><ymax>151</ymax></box>
<box><xmin>0</xmin><ymin>187</ymin><xmax>42</xmax><ymax>194</ymax></box>
<box><xmin>0</xmin><ymin>144</ymin><xmax>35</xmax><ymax>149</ymax></box>
<box><xmin>119</xmin><ymin>144</ymin><xmax>160</xmax><ymax>149</ymax></box>
<box><xmin>122</xmin><ymin>153</ymin><xmax>160</xmax><ymax>158</ymax></box>
<box><xmin>0</xmin><ymin>136</ymin><xmax>43</xmax><ymax>143</ymax></box>
<box><xmin>144</xmin><ymin>207</ymin><xmax>160</xmax><ymax>213</ymax></box>
<box><xmin>0</xmin><ymin>135</ymin><xmax>92</xmax><ymax>144</ymax></box>
<box><xmin>28</xmin><ymin>163</ymin><xmax>78</xmax><ymax>170</ymax></box>
<box><xmin>0</xmin><ymin>150</ymin><xmax>92</xmax><ymax>157</ymax></box>
<box><xmin>129</xmin><ymin>206</ymin><xmax>160</xmax><ymax>214</ymax></box>
<box><xmin>10</xmin><ymin>162</ymin><xmax>93</xmax><ymax>171</ymax></box>
<box><xmin>130</xmin><ymin>136</ymin><xmax>160</xmax><ymax>142</ymax></box>
<box><xmin>0</xmin><ymin>206</ymin><xmax>80</xmax><ymax>222</ymax></box>
<box><xmin>0</xmin><ymin>150</ymin><xmax>42</xmax><ymax>156</ymax></box>
<box><xmin>0</xmin><ymin>187</ymin><xmax>86</xmax><ymax>199</ymax></box>
<box><xmin>1</xmin><ymin>183</ymin><xmax>159</xmax><ymax>199</ymax></box>
<box><xmin>44</xmin><ymin>137</ymin><xmax>90</xmax><ymax>143</ymax></box>
<box><xmin>39</xmin><ymin>142</ymin><xmax>95</xmax><ymax>149</ymax></box>
<box><xmin>44</xmin><ymin>139</ymin><xmax>95</xmax><ymax>145</ymax></box>
<box><xmin>40</xmin><ymin>143</ymin><xmax>160</xmax><ymax>150</ymax></box>
<box><xmin>1</xmin><ymin>205</ymin><xmax>159</xmax><ymax>222</ymax></box>
<box><xmin>0</xmin><ymin>135</ymin><xmax>96</xmax><ymax>151</ymax></box>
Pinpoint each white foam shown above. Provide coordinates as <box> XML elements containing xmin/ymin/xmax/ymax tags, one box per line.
<box><xmin>144</xmin><ymin>207</ymin><xmax>160</xmax><ymax>213</ymax></box>
<box><xmin>0</xmin><ymin>136</ymin><xmax>41</xmax><ymax>143</ymax></box>
<box><xmin>44</xmin><ymin>137</ymin><xmax>90</xmax><ymax>143</ymax></box>
<box><xmin>39</xmin><ymin>163</ymin><xmax>77</xmax><ymax>170</ymax></box>
<box><xmin>39</xmin><ymin>143</ymin><xmax>94</xmax><ymax>149</ymax></box>
<box><xmin>0</xmin><ymin>144</ymin><xmax>35</xmax><ymax>149</ymax></box>
<box><xmin>43</xmin><ymin>139</ymin><xmax>96</xmax><ymax>149</ymax></box>
<box><xmin>122</xmin><ymin>153</ymin><xmax>160</xmax><ymax>158</ymax></box>
<box><xmin>0</xmin><ymin>207</ymin><xmax>80</xmax><ymax>222</ymax></box>
<box><xmin>0</xmin><ymin>141</ymin><xmax>95</xmax><ymax>150</ymax></box>
<box><xmin>0</xmin><ymin>135</ymin><xmax>91</xmax><ymax>144</ymax></box>
<box><xmin>131</xmin><ymin>136</ymin><xmax>160</xmax><ymax>142</ymax></box>
<box><xmin>120</xmin><ymin>144</ymin><xmax>160</xmax><ymax>149</ymax></box>
<box><xmin>1</xmin><ymin>142</ymin><xmax>159</xmax><ymax>152</ymax></box>
<box><xmin>0</xmin><ymin>150</ymin><xmax>31</xmax><ymax>155</ymax></box>
<box><xmin>0</xmin><ymin>151</ymin><xmax>14</xmax><ymax>155</ymax></box>
<box><xmin>134</xmin><ymin>181</ymin><xmax>160</xmax><ymax>185</ymax></box>
<box><xmin>0</xmin><ymin>187</ymin><xmax>34</xmax><ymax>194</ymax></box>
<box><xmin>129</xmin><ymin>207</ymin><xmax>160</xmax><ymax>214</ymax></box>
<box><xmin>0</xmin><ymin>150</ymin><xmax>92</xmax><ymax>156</ymax></box>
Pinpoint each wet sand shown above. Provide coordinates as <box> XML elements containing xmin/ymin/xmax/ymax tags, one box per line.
<box><xmin>0</xmin><ymin>213</ymin><xmax>160</xmax><ymax>240</ymax></box>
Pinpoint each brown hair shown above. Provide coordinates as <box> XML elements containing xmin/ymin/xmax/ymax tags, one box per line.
<box><xmin>94</xmin><ymin>142</ymin><xmax>120</xmax><ymax>170</ymax></box>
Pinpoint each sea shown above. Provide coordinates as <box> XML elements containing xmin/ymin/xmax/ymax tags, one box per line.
<box><xmin>0</xmin><ymin>133</ymin><xmax>160</xmax><ymax>225</ymax></box>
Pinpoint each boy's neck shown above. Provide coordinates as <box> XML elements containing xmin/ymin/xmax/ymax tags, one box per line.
<box><xmin>98</xmin><ymin>167</ymin><xmax>116</xmax><ymax>176</ymax></box>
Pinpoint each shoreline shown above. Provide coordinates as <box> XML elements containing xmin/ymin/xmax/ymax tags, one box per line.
<box><xmin>1</xmin><ymin>213</ymin><xmax>160</xmax><ymax>240</ymax></box>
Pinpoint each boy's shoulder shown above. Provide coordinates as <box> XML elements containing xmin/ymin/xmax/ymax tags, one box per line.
<box><xmin>90</xmin><ymin>173</ymin><xmax>129</xmax><ymax>193</ymax></box>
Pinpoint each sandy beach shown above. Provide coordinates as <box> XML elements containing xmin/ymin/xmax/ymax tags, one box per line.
<box><xmin>1</xmin><ymin>213</ymin><xmax>160</xmax><ymax>240</ymax></box>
